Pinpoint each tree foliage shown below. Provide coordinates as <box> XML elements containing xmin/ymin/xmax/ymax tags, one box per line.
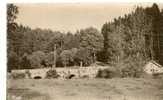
<box><xmin>101</xmin><ymin>4</ymin><xmax>163</xmax><ymax>77</ymax></box>
<box><xmin>28</xmin><ymin>51</ymin><xmax>46</xmax><ymax>68</ymax></box>
<box><xmin>7</xmin><ymin>3</ymin><xmax>163</xmax><ymax>77</ymax></box>
<box><xmin>7</xmin><ymin>4</ymin><xmax>18</xmax><ymax>33</ymax></box>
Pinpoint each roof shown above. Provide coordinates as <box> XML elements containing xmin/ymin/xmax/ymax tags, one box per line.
<box><xmin>149</xmin><ymin>60</ymin><xmax>163</xmax><ymax>68</ymax></box>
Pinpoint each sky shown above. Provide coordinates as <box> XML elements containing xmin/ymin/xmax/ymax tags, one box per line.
<box><xmin>15</xmin><ymin>3</ymin><xmax>163</xmax><ymax>33</ymax></box>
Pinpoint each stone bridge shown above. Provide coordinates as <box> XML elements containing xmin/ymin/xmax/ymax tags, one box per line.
<box><xmin>11</xmin><ymin>66</ymin><xmax>108</xmax><ymax>79</ymax></box>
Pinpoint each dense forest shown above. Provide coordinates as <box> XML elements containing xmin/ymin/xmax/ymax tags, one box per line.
<box><xmin>7</xmin><ymin>3</ymin><xmax>163</xmax><ymax>77</ymax></box>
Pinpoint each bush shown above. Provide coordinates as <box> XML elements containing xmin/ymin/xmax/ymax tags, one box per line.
<box><xmin>120</xmin><ymin>65</ymin><xmax>142</xmax><ymax>78</ymax></box>
<box><xmin>96</xmin><ymin>68</ymin><xmax>118</xmax><ymax>78</ymax></box>
<box><xmin>11</xmin><ymin>72</ymin><xmax>26</xmax><ymax>79</ymax></box>
<box><xmin>46</xmin><ymin>69</ymin><xmax>59</xmax><ymax>79</ymax></box>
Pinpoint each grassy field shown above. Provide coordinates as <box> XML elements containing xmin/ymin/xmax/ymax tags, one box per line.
<box><xmin>7</xmin><ymin>78</ymin><xmax>163</xmax><ymax>100</ymax></box>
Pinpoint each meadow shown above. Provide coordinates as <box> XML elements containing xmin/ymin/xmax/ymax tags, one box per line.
<box><xmin>7</xmin><ymin>78</ymin><xmax>163</xmax><ymax>100</ymax></box>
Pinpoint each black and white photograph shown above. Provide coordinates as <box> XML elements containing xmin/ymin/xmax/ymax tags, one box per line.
<box><xmin>6</xmin><ymin>2</ymin><xmax>163</xmax><ymax>100</ymax></box>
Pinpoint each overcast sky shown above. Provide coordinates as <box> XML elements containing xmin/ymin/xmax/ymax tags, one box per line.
<box><xmin>15</xmin><ymin>3</ymin><xmax>163</xmax><ymax>33</ymax></box>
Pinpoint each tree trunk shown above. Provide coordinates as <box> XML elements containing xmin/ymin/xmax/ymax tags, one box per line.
<box><xmin>80</xmin><ymin>61</ymin><xmax>83</xmax><ymax>67</ymax></box>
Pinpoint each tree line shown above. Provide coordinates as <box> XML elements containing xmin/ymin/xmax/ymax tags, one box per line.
<box><xmin>7</xmin><ymin>3</ymin><xmax>163</xmax><ymax>77</ymax></box>
<box><xmin>7</xmin><ymin>4</ymin><xmax>103</xmax><ymax>71</ymax></box>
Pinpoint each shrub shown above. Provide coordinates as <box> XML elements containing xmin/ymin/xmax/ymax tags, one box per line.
<box><xmin>96</xmin><ymin>68</ymin><xmax>118</xmax><ymax>78</ymax></box>
<box><xmin>46</xmin><ymin>69</ymin><xmax>59</xmax><ymax>79</ymax></box>
<box><xmin>11</xmin><ymin>72</ymin><xmax>26</xmax><ymax>79</ymax></box>
<box><xmin>120</xmin><ymin>65</ymin><xmax>142</xmax><ymax>78</ymax></box>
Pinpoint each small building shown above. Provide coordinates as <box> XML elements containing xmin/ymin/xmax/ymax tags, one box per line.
<box><xmin>144</xmin><ymin>60</ymin><xmax>163</xmax><ymax>74</ymax></box>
